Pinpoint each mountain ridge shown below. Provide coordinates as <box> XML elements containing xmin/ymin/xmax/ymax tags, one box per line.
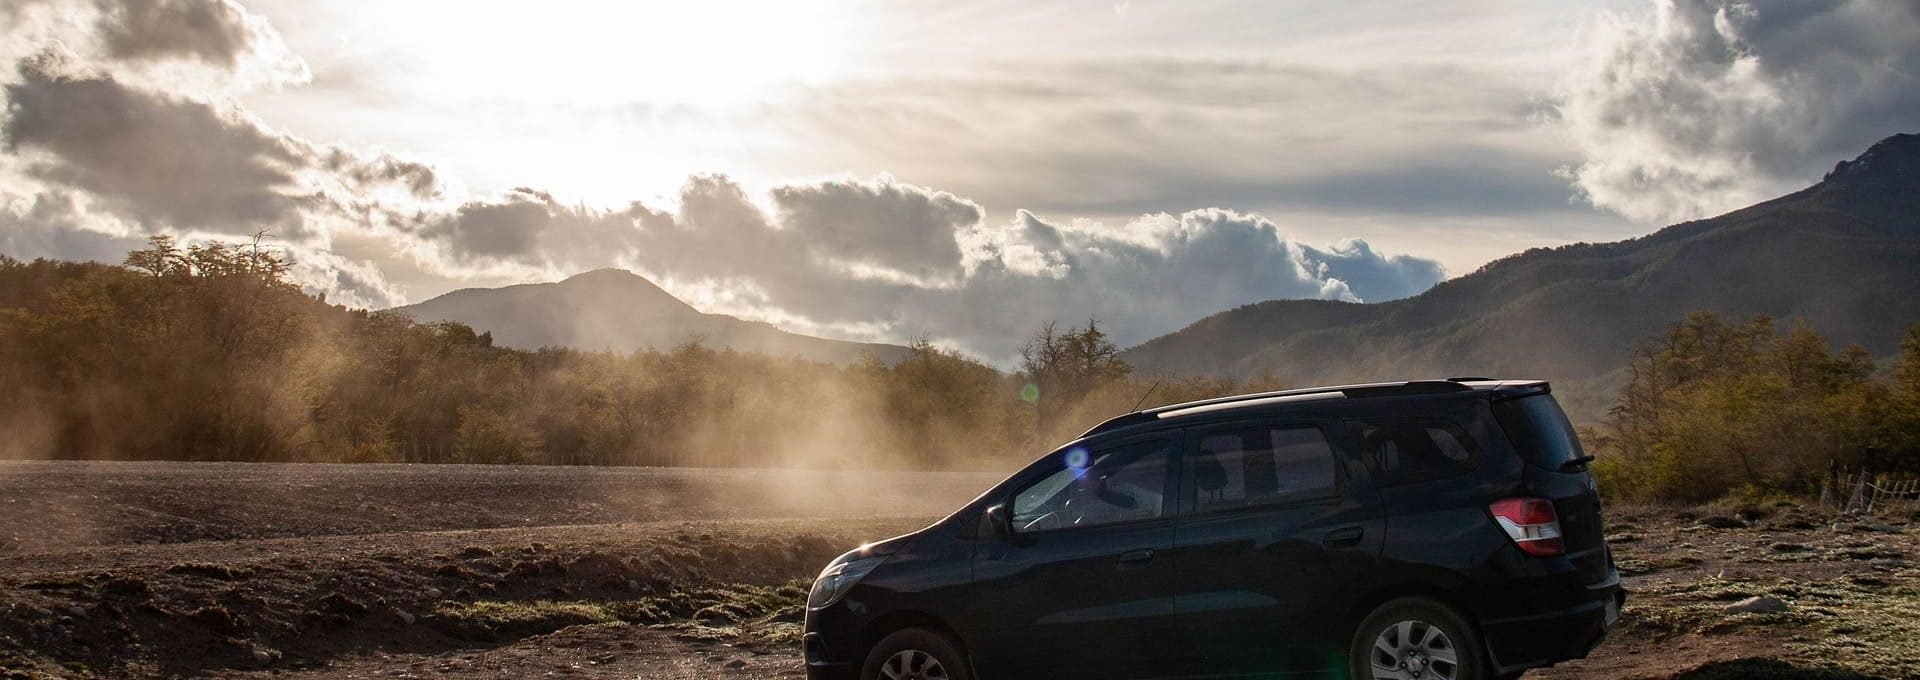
<box><xmin>1121</xmin><ymin>133</ymin><xmax>1920</xmax><ymax>420</ymax></box>
<box><xmin>393</xmin><ymin>269</ymin><xmax>913</xmax><ymax>364</ymax></box>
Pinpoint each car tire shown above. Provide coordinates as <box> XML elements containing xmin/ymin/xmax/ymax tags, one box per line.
<box><xmin>1349</xmin><ymin>597</ymin><xmax>1486</xmax><ymax>680</ymax></box>
<box><xmin>861</xmin><ymin>627</ymin><xmax>972</xmax><ymax>680</ymax></box>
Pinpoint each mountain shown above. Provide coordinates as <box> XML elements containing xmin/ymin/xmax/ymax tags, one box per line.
<box><xmin>393</xmin><ymin>269</ymin><xmax>912</xmax><ymax>364</ymax></box>
<box><xmin>1122</xmin><ymin>133</ymin><xmax>1920</xmax><ymax>420</ymax></box>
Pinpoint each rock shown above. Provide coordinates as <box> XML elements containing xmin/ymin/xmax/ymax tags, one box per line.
<box><xmin>1698</xmin><ymin>516</ymin><xmax>1747</xmax><ymax>529</ymax></box>
<box><xmin>251</xmin><ymin>648</ymin><xmax>275</xmax><ymax>665</ymax></box>
<box><xmin>1866</xmin><ymin>524</ymin><xmax>1902</xmax><ymax>534</ymax></box>
<box><xmin>1724</xmin><ymin>596</ymin><xmax>1789</xmax><ymax>614</ymax></box>
<box><xmin>1833</xmin><ymin>522</ymin><xmax>1854</xmax><ymax>533</ymax></box>
<box><xmin>67</xmin><ymin>606</ymin><xmax>87</xmax><ymax>618</ymax></box>
<box><xmin>424</xmin><ymin>588</ymin><xmax>444</xmax><ymax>600</ymax></box>
<box><xmin>725</xmin><ymin>659</ymin><xmax>748</xmax><ymax>669</ymax></box>
<box><xmin>1768</xmin><ymin>542</ymin><xmax>1814</xmax><ymax>553</ymax></box>
<box><xmin>395</xmin><ymin>609</ymin><xmax>416</xmax><ymax>625</ymax></box>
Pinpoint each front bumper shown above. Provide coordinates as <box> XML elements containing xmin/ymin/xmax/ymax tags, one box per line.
<box><xmin>805</xmin><ymin>632</ymin><xmax>857</xmax><ymax>680</ymax></box>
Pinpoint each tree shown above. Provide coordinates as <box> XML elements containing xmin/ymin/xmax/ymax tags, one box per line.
<box><xmin>1020</xmin><ymin>320</ymin><xmax>1132</xmax><ymax>437</ymax></box>
<box><xmin>1597</xmin><ymin>313</ymin><xmax>1891</xmax><ymax>501</ymax></box>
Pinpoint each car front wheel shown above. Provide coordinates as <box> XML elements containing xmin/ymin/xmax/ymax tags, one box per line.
<box><xmin>861</xmin><ymin>628</ymin><xmax>972</xmax><ymax>680</ymax></box>
<box><xmin>1350</xmin><ymin>597</ymin><xmax>1486</xmax><ymax>680</ymax></box>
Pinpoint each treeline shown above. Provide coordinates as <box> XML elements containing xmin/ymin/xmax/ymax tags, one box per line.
<box><xmin>1592</xmin><ymin>312</ymin><xmax>1920</xmax><ymax>502</ymax></box>
<box><xmin>0</xmin><ymin>239</ymin><xmax>1267</xmax><ymax>469</ymax></box>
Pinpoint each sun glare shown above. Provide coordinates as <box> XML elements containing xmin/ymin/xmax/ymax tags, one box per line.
<box><xmin>394</xmin><ymin>0</ymin><xmax>858</xmax><ymax>109</ymax></box>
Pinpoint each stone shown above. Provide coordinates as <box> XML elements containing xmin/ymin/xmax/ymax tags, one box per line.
<box><xmin>1723</xmin><ymin>596</ymin><xmax>1789</xmax><ymax>614</ymax></box>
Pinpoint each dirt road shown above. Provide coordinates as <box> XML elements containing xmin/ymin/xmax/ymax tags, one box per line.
<box><xmin>1</xmin><ymin>462</ymin><xmax>1914</xmax><ymax>679</ymax></box>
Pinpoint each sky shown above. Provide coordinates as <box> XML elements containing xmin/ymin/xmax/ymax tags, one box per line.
<box><xmin>2</xmin><ymin>0</ymin><xmax>1916</xmax><ymax>363</ymax></box>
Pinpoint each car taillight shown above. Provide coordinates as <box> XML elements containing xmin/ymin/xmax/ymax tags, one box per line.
<box><xmin>1490</xmin><ymin>497</ymin><xmax>1563</xmax><ymax>557</ymax></box>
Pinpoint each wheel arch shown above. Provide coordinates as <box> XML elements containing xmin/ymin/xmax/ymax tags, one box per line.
<box><xmin>1349</xmin><ymin>583</ymin><xmax>1487</xmax><ymax>641</ymax></box>
<box><xmin>857</xmin><ymin>610</ymin><xmax>973</xmax><ymax>674</ymax></box>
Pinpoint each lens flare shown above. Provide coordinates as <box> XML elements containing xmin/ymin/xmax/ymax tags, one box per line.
<box><xmin>1019</xmin><ymin>383</ymin><xmax>1041</xmax><ymax>404</ymax></box>
<box><xmin>1065</xmin><ymin>447</ymin><xmax>1090</xmax><ymax>478</ymax></box>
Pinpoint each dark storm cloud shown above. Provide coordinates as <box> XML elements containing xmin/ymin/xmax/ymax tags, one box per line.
<box><xmin>95</xmin><ymin>0</ymin><xmax>252</xmax><ymax>67</ymax></box>
<box><xmin>1560</xmin><ymin>0</ymin><xmax>1920</xmax><ymax>223</ymax></box>
<box><xmin>2</xmin><ymin>56</ymin><xmax>314</xmax><ymax>235</ymax></box>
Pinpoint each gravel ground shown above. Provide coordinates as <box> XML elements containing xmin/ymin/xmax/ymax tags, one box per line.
<box><xmin>0</xmin><ymin>462</ymin><xmax>1914</xmax><ymax>679</ymax></box>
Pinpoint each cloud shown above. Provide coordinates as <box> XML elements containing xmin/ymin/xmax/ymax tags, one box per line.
<box><xmin>3</xmin><ymin>0</ymin><xmax>307</xmax><ymax>88</ymax></box>
<box><xmin>0</xmin><ymin>0</ymin><xmax>1456</xmax><ymax>363</ymax></box>
<box><xmin>758</xmin><ymin>59</ymin><xmax>1585</xmax><ymax>225</ymax></box>
<box><xmin>400</xmin><ymin>178</ymin><xmax>1446</xmax><ymax>362</ymax></box>
<box><xmin>4</xmin><ymin>56</ymin><xmax>319</xmax><ymax>236</ymax></box>
<box><xmin>1558</xmin><ymin>0</ymin><xmax>1920</xmax><ymax>224</ymax></box>
<box><xmin>0</xmin><ymin>191</ymin><xmax>150</xmax><ymax>265</ymax></box>
<box><xmin>95</xmin><ymin>0</ymin><xmax>253</xmax><ymax>67</ymax></box>
<box><xmin>771</xmin><ymin>177</ymin><xmax>981</xmax><ymax>281</ymax></box>
<box><xmin>1299</xmin><ymin>238</ymin><xmax>1448</xmax><ymax>303</ymax></box>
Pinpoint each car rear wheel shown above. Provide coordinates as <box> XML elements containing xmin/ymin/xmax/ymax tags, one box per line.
<box><xmin>861</xmin><ymin>628</ymin><xmax>972</xmax><ymax>680</ymax></box>
<box><xmin>1350</xmin><ymin>597</ymin><xmax>1486</xmax><ymax>680</ymax></box>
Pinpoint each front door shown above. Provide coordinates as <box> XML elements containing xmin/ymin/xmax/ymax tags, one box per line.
<box><xmin>970</xmin><ymin>435</ymin><xmax>1181</xmax><ymax>679</ymax></box>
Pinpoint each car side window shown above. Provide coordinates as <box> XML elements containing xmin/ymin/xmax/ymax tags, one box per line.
<box><xmin>1349</xmin><ymin>418</ymin><xmax>1481</xmax><ymax>484</ymax></box>
<box><xmin>1011</xmin><ymin>439</ymin><xmax>1170</xmax><ymax>533</ymax></box>
<box><xmin>1189</xmin><ymin>424</ymin><xmax>1338</xmax><ymax>512</ymax></box>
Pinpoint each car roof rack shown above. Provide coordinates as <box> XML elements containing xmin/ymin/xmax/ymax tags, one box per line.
<box><xmin>1080</xmin><ymin>379</ymin><xmax>1476</xmax><ymax>438</ymax></box>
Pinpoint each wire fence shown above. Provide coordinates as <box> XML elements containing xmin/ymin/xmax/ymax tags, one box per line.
<box><xmin>1822</xmin><ymin>468</ymin><xmax>1920</xmax><ymax>515</ymax></box>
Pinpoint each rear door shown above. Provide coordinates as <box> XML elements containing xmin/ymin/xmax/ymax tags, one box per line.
<box><xmin>970</xmin><ymin>434</ymin><xmax>1182</xmax><ymax>679</ymax></box>
<box><xmin>1170</xmin><ymin>418</ymin><xmax>1384</xmax><ymax>674</ymax></box>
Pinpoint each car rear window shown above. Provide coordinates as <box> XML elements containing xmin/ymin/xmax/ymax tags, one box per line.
<box><xmin>1348</xmin><ymin>419</ymin><xmax>1481</xmax><ymax>484</ymax></box>
<box><xmin>1492</xmin><ymin>394</ymin><xmax>1589</xmax><ymax>471</ymax></box>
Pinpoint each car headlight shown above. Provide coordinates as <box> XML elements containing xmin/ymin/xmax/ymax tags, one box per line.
<box><xmin>808</xmin><ymin>554</ymin><xmax>884</xmax><ymax>609</ymax></box>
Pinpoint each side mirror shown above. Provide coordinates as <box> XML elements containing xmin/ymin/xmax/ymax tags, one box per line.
<box><xmin>983</xmin><ymin>504</ymin><xmax>1013</xmax><ymax>539</ymax></box>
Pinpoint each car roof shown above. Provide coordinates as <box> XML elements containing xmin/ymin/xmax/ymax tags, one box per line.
<box><xmin>1078</xmin><ymin>378</ymin><xmax>1548</xmax><ymax>439</ymax></box>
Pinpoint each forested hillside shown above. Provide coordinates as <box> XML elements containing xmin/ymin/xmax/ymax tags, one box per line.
<box><xmin>1124</xmin><ymin>134</ymin><xmax>1920</xmax><ymax>420</ymax></box>
<box><xmin>0</xmin><ymin>240</ymin><xmax>1268</xmax><ymax>466</ymax></box>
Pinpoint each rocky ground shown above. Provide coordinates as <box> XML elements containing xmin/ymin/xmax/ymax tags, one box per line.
<box><xmin>0</xmin><ymin>462</ymin><xmax>1915</xmax><ymax>679</ymax></box>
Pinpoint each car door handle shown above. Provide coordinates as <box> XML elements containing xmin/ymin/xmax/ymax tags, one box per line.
<box><xmin>1117</xmin><ymin>549</ymin><xmax>1156</xmax><ymax>566</ymax></box>
<box><xmin>1324</xmin><ymin>527</ymin><xmax>1365</xmax><ymax>549</ymax></box>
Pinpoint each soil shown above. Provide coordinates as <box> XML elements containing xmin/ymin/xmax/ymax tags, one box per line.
<box><xmin>1</xmin><ymin>462</ymin><xmax>1914</xmax><ymax>679</ymax></box>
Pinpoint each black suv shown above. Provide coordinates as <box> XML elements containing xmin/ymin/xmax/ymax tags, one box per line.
<box><xmin>804</xmin><ymin>379</ymin><xmax>1622</xmax><ymax>680</ymax></box>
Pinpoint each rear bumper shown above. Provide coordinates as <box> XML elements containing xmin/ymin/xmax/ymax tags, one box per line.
<box><xmin>1480</xmin><ymin>581</ymin><xmax>1624</xmax><ymax>674</ymax></box>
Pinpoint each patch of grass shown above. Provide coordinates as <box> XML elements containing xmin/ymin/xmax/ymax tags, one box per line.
<box><xmin>611</xmin><ymin>580</ymin><xmax>808</xmax><ymax>626</ymax></box>
<box><xmin>1790</xmin><ymin>569</ymin><xmax>1920</xmax><ymax>672</ymax></box>
<box><xmin>1628</xmin><ymin>577</ymin><xmax>1822</xmax><ymax>637</ymax></box>
<box><xmin>431</xmin><ymin>600</ymin><xmax>618</xmax><ymax>641</ymax></box>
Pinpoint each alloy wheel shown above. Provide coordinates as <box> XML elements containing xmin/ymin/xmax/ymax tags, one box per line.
<box><xmin>879</xmin><ymin>648</ymin><xmax>949</xmax><ymax>680</ymax></box>
<box><xmin>1368</xmin><ymin>619</ymin><xmax>1460</xmax><ymax>680</ymax></box>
